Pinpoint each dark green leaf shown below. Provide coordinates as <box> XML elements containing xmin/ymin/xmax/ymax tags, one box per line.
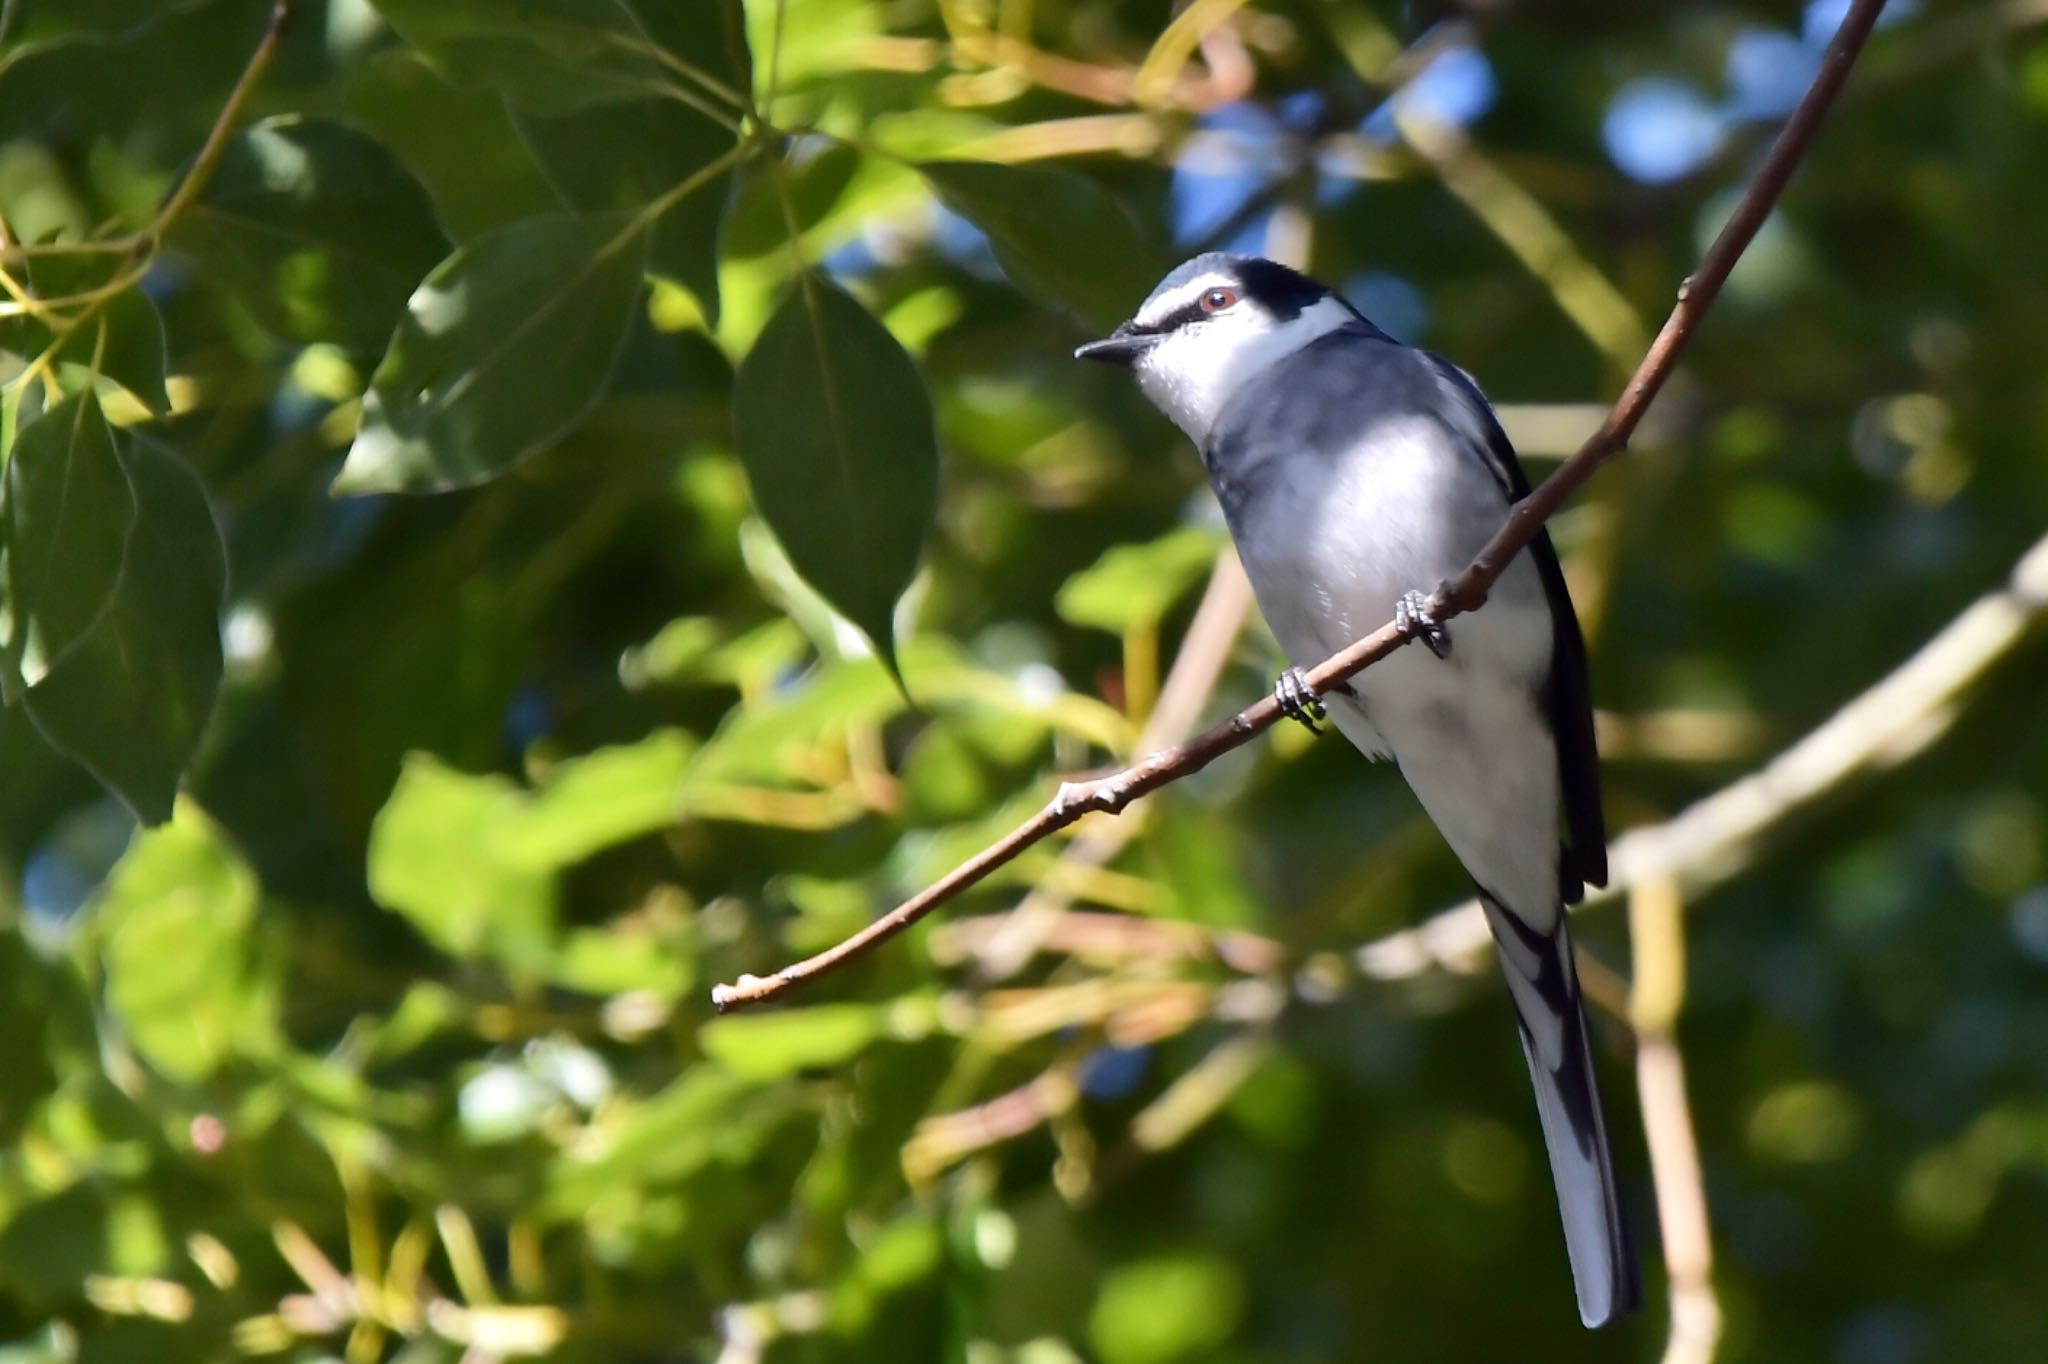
<box><xmin>919</xmin><ymin>160</ymin><xmax>1157</xmax><ymax>327</ymax></box>
<box><xmin>171</xmin><ymin>115</ymin><xmax>451</xmax><ymax>356</ymax></box>
<box><xmin>0</xmin><ymin>389</ymin><xmax>136</xmax><ymax>692</ymax></box>
<box><xmin>2</xmin><ymin>0</ymin><xmax>208</xmax><ymax>44</ymax></box>
<box><xmin>23</xmin><ymin>439</ymin><xmax>225</xmax><ymax>825</ymax></box>
<box><xmin>731</xmin><ymin>276</ymin><xmax>938</xmax><ymax>676</ymax></box>
<box><xmin>368</xmin><ymin>0</ymin><xmax>682</xmax><ymax>115</ymax></box>
<box><xmin>514</xmin><ymin>97</ymin><xmax>734</xmax><ymax>319</ymax></box>
<box><xmin>721</xmin><ymin>142</ymin><xmax>861</xmax><ymax>260</ymax></box>
<box><xmin>624</xmin><ymin>0</ymin><xmax>751</xmax><ymax>97</ymax></box>
<box><xmin>334</xmin><ymin>212</ymin><xmax>647</xmax><ymax>493</ymax></box>
<box><xmin>0</xmin><ymin>254</ymin><xmax>170</xmax><ymax>415</ymax></box>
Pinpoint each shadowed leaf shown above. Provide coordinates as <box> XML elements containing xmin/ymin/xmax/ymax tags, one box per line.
<box><xmin>23</xmin><ymin>440</ymin><xmax>225</xmax><ymax>824</ymax></box>
<box><xmin>515</xmin><ymin>97</ymin><xmax>734</xmax><ymax>320</ymax></box>
<box><xmin>730</xmin><ymin>276</ymin><xmax>937</xmax><ymax>679</ymax></box>
<box><xmin>172</xmin><ymin>115</ymin><xmax>451</xmax><ymax>356</ymax></box>
<box><xmin>920</xmin><ymin>160</ymin><xmax>1156</xmax><ymax>327</ymax></box>
<box><xmin>0</xmin><ymin>255</ymin><xmax>170</xmax><ymax>415</ymax></box>
<box><xmin>368</xmin><ymin>0</ymin><xmax>729</xmax><ymax>115</ymax></box>
<box><xmin>335</xmin><ymin>212</ymin><xmax>647</xmax><ymax>493</ymax></box>
<box><xmin>0</xmin><ymin>389</ymin><xmax>135</xmax><ymax>694</ymax></box>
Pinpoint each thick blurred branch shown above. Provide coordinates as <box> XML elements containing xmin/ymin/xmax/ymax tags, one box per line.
<box><xmin>1630</xmin><ymin>876</ymin><xmax>1722</xmax><ymax>1364</ymax></box>
<box><xmin>711</xmin><ymin>0</ymin><xmax>1890</xmax><ymax>1013</ymax></box>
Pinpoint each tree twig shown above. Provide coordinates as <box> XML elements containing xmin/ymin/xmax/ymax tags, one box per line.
<box><xmin>0</xmin><ymin>1</ymin><xmax>292</xmax><ymax>271</ymax></box>
<box><xmin>710</xmin><ymin>0</ymin><xmax>1892</xmax><ymax>1014</ymax></box>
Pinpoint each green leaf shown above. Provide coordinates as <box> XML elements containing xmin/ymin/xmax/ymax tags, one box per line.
<box><xmin>365</xmin><ymin>756</ymin><xmax>556</xmax><ymax>970</ymax></box>
<box><xmin>519</xmin><ymin>729</ymin><xmax>696</xmax><ymax>866</ymax></box>
<box><xmin>1088</xmin><ymin>1255</ymin><xmax>1247</xmax><ymax>1364</ymax></box>
<box><xmin>0</xmin><ymin>255</ymin><xmax>170</xmax><ymax>415</ymax></box>
<box><xmin>1055</xmin><ymin>525</ymin><xmax>1226</xmax><ymax>634</ymax></box>
<box><xmin>2</xmin><ymin>0</ymin><xmax>209</xmax><ymax>44</ymax></box>
<box><xmin>554</xmin><ymin>927</ymin><xmax>692</xmax><ymax>999</ymax></box>
<box><xmin>0</xmin><ymin>389</ymin><xmax>136</xmax><ymax>692</ymax></box>
<box><xmin>366</xmin><ymin>734</ymin><xmax>693</xmax><ymax>972</ymax></box>
<box><xmin>515</xmin><ymin>97</ymin><xmax>734</xmax><ymax>320</ymax></box>
<box><xmin>95</xmin><ymin>805</ymin><xmax>272</xmax><ymax>1082</ymax></box>
<box><xmin>22</xmin><ymin>439</ymin><xmax>225</xmax><ymax>825</ymax></box>
<box><xmin>623</xmin><ymin>0</ymin><xmax>751</xmax><ymax>107</ymax></box>
<box><xmin>730</xmin><ymin>276</ymin><xmax>937</xmax><ymax>676</ymax></box>
<box><xmin>369</xmin><ymin>0</ymin><xmax>685</xmax><ymax>115</ymax></box>
<box><xmin>335</xmin><ymin>212</ymin><xmax>647</xmax><ymax>493</ymax></box>
<box><xmin>171</xmin><ymin>115</ymin><xmax>451</xmax><ymax>356</ymax></box>
<box><xmin>699</xmin><ymin>1003</ymin><xmax>895</xmax><ymax>1080</ymax></box>
<box><xmin>919</xmin><ymin>160</ymin><xmax>1156</xmax><ymax>327</ymax></box>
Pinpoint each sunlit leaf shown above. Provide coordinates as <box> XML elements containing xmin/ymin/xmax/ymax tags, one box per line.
<box><xmin>365</xmin><ymin>756</ymin><xmax>556</xmax><ymax>969</ymax></box>
<box><xmin>0</xmin><ymin>389</ymin><xmax>134</xmax><ymax>694</ymax></box>
<box><xmin>730</xmin><ymin>275</ymin><xmax>937</xmax><ymax>676</ymax></box>
<box><xmin>539</xmin><ymin>1067</ymin><xmax>765</xmax><ymax>1218</ymax></box>
<box><xmin>920</xmin><ymin>160</ymin><xmax>1157</xmax><ymax>327</ymax></box>
<box><xmin>22</xmin><ymin>439</ymin><xmax>225</xmax><ymax>824</ymax></box>
<box><xmin>1089</xmin><ymin>1255</ymin><xmax>1246</xmax><ymax>1364</ymax></box>
<box><xmin>172</xmin><ymin>115</ymin><xmax>451</xmax><ymax>355</ymax></box>
<box><xmin>366</xmin><ymin>734</ymin><xmax>693</xmax><ymax>971</ymax></box>
<box><xmin>519</xmin><ymin>730</ymin><xmax>696</xmax><ymax>866</ymax></box>
<box><xmin>698</xmin><ymin>1003</ymin><xmax>894</xmax><ymax>1080</ymax></box>
<box><xmin>96</xmin><ymin>805</ymin><xmax>271</xmax><ymax>1082</ymax></box>
<box><xmin>554</xmin><ymin>927</ymin><xmax>693</xmax><ymax>999</ymax></box>
<box><xmin>1055</xmin><ymin>525</ymin><xmax>1226</xmax><ymax>634</ymax></box>
<box><xmin>334</xmin><ymin>211</ymin><xmax>647</xmax><ymax>493</ymax></box>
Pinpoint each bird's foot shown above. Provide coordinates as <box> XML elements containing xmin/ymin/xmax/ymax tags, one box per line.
<box><xmin>1274</xmin><ymin>666</ymin><xmax>1328</xmax><ymax>735</ymax></box>
<box><xmin>1396</xmin><ymin>589</ymin><xmax>1451</xmax><ymax>659</ymax></box>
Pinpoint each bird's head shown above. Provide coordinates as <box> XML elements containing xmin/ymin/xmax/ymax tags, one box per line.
<box><xmin>1076</xmin><ymin>253</ymin><xmax>1362</xmax><ymax>442</ymax></box>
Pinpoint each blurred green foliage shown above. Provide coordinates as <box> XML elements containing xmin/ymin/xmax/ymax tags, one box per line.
<box><xmin>0</xmin><ymin>1</ymin><xmax>2046</xmax><ymax>1362</ymax></box>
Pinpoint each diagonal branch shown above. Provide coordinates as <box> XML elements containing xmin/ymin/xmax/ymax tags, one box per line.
<box><xmin>710</xmin><ymin>0</ymin><xmax>1893</xmax><ymax>1013</ymax></box>
<box><xmin>1356</xmin><ymin>520</ymin><xmax>2048</xmax><ymax>983</ymax></box>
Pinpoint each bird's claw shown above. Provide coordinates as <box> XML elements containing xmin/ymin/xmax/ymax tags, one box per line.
<box><xmin>1274</xmin><ymin>666</ymin><xmax>1327</xmax><ymax>735</ymax></box>
<box><xmin>1396</xmin><ymin>589</ymin><xmax>1451</xmax><ymax>659</ymax></box>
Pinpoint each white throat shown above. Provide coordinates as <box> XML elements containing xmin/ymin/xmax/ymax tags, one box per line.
<box><xmin>1134</xmin><ymin>293</ymin><xmax>1356</xmax><ymax>444</ymax></box>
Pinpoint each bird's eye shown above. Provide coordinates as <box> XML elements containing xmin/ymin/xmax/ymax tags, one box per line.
<box><xmin>1199</xmin><ymin>286</ymin><xmax>1239</xmax><ymax>314</ymax></box>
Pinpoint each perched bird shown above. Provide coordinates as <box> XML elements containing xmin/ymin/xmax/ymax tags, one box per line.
<box><xmin>1077</xmin><ymin>253</ymin><xmax>1642</xmax><ymax>1328</ymax></box>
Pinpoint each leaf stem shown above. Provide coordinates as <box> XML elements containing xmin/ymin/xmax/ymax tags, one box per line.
<box><xmin>0</xmin><ymin>0</ymin><xmax>291</xmax><ymax>373</ymax></box>
<box><xmin>600</xmin><ymin>143</ymin><xmax>751</xmax><ymax>262</ymax></box>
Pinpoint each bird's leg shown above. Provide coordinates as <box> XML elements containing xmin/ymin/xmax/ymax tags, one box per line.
<box><xmin>1396</xmin><ymin>589</ymin><xmax>1451</xmax><ymax>659</ymax></box>
<box><xmin>1274</xmin><ymin>666</ymin><xmax>1327</xmax><ymax>735</ymax></box>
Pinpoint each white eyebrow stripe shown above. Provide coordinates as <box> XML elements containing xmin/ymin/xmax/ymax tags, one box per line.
<box><xmin>1134</xmin><ymin>273</ymin><xmax>1235</xmax><ymax>328</ymax></box>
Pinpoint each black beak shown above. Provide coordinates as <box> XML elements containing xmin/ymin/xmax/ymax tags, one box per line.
<box><xmin>1074</xmin><ymin>323</ymin><xmax>1156</xmax><ymax>366</ymax></box>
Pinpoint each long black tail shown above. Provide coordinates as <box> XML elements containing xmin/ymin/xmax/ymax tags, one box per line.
<box><xmin>1480</xmin><ymin>893</ymin><xmax>1643</xmax><ymax>1328</ymax></box>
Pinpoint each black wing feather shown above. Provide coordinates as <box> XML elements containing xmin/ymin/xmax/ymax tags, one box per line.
<box><xmin>1425</xmin><ymin>356</ymin><xmax>1608</xmax><ymax>897</ymax></box>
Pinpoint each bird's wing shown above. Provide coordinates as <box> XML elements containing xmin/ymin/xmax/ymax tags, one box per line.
<box><xmin>1425</xmin><ymin>355</ymin><xmax>1608</xmax><ymax>895</ymax></box>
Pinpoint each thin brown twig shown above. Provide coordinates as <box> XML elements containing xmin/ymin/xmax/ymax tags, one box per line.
<box><xmin>710</xmin><ymin>0</ymin><xmax>1891</xmax><ymax>1013</ymax></box>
